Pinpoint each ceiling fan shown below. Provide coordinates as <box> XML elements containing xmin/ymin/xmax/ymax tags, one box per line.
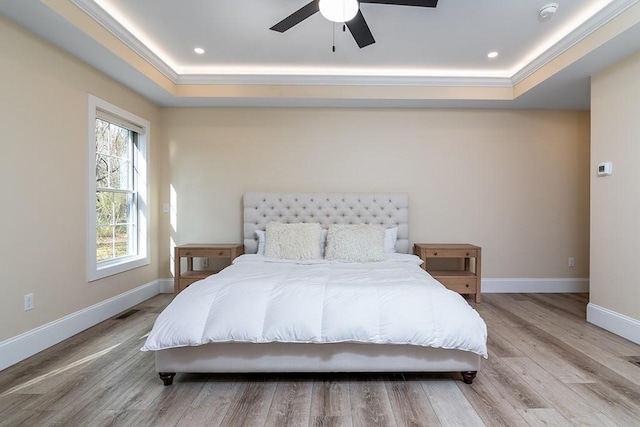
<box><xmin>270</xmin><ymin>0</ymin><xmax>439</xmax><ymax>49</ymax></box>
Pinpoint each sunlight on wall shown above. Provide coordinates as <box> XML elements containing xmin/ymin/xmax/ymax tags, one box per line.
<box><xmin>169</xmin><ymin>236</ymin><xmax>176</xmax><ymax>277</ymax></box>
<box><xmin>170</xmin><ymin>184</ymin><xmax>177</xmax><ymax>233</ymax></box>
<box><xmin>169</xmin><ymin>184</ymin><xmax>178</xmax><ymax>277</ymax></box>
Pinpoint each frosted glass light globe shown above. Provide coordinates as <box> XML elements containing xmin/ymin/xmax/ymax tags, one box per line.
<box><xmin>319</xmin><ymin>0</ymin><xmax>359</xmax><ymax>23</ymax></box>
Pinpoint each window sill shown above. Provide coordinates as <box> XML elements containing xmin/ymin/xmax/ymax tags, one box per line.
<box><xmin>88</xmin><ymin>255</ymin><xmax>149</xmax><ymax>282</ymax></box>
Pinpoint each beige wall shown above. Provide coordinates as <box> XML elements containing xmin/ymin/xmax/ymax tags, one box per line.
<box><xmin>159</xmin><ymin>107</ymin><xmax>590</xmax><ymax>280</ymax></box>
<box><xmin>0</xmin><ymin>17</ymin><xmax>161</xmax><ymax>341</ymax></box>
<box><xmin>590</xmin><ymin>51</ymin><xmax>640</xmax><ymax>321</ymax></box>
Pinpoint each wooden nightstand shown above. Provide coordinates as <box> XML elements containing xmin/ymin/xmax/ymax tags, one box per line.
<box><xmin>174</xmin><ymin>244</ymin><xmax>243</xmax><ymax>294</ymax></box>
<box><xmin>413</xmin><ymin>243</ymin><xmax>482</xmax><ymax>303</ymax></box>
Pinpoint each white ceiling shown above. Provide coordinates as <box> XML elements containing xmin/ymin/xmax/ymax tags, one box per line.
<box><xmin>2</xmin><ymin>0</ymin><xmax>640</xmax><ymax>109</ymax></box>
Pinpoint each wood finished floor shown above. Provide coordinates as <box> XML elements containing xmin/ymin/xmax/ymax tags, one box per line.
<box><xmin>1</xmin><ymin>293</ymin><xmax>639</xmax><ymax>426</ymax></box>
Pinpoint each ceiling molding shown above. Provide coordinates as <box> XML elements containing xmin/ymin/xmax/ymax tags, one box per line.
<box><xmin>70</xmin><ymin>0</ymin><xmax>179</xmax><ymax>82</ymax></box>
<box><xmin>512</xmin><ymin>0</ymin><xmax>640</xmax><ymax>84</ymax></box>
<box><xmin>176</xmin><ymin>74</ymin><xmax>514</xmax><ymax>88</ymax></box>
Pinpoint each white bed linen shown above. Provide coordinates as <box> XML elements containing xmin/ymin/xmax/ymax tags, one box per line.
<box><xmin>142</xmin><ymin>254</ymin><xmax>487</xmax><ymax>358</ymax></box>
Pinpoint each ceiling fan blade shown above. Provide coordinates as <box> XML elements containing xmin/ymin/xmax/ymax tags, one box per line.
<box><xmin>360</xmin><ymin>0</ymin><xmax>438</xmax><ymax>6</ymax></box>
<box><xmin>270</xmin><ymin>1</ymin><xmax>320</xmax><ymax>33</ymax></box>
<box><xmin>346</xmin><ymin>10</ymin><xmax>375</xmax><ymax>48</ymax></box>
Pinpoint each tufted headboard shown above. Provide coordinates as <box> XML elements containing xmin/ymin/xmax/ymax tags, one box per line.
<box><xmin>243</xmin><ymin>192</ymin><xmax>409</xmax><ymax>254</ymax></box>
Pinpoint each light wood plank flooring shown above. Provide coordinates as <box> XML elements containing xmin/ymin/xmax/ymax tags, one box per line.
<box><xmin>1</xmin><ymin>293</ymin><xmax>639</xmax><ymax>426</ymax></box>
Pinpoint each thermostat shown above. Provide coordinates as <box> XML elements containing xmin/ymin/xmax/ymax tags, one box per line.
<box><xmin>597</xmin><ymin>162</ymin><xmax>612</xmax><ymax>176</ymax></box>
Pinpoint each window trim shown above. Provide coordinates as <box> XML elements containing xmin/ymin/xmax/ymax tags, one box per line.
<box><xmin>87</xmin><ymin>94</ymin><xmax>150</xmax><ymax>281</ymax></box>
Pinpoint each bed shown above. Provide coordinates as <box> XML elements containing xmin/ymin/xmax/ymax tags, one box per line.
<box><xmin>143</xmin><ymin>193</ymin><xmax>487</xmax><ymax>386</ymax></box>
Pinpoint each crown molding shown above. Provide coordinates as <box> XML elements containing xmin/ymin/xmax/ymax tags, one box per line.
<box><xmin>512</xmin><ymin>0</ymin><xmax>640</xmax><ymax>84</ymax></box>
<box><xmin>70</xmin><ymin>0</ymin><xmax>179</xmax><ymax>82</ymax></box>
<box><xmin>176</xmin><ymin>73</ymin><xmax>514</xmax><ymax>87</ymax></box>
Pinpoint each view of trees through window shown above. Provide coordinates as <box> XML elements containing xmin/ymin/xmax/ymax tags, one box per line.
<box><xmin>95</xmin><ymin>118</ymin><xmax>137</xmax><ymax>262</ymax></box>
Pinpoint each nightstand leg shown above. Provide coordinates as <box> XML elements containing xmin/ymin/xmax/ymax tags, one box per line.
<box><xmin>174</xmin><ymin>247</ymin><xmax>180</xmax><ymax>294</ymax></box>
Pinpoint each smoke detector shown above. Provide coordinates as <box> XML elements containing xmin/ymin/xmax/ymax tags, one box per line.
<box><xmin>538</xmin><ymin>3</ymin><xmax>559</xmax><ymax>22</ymax></box>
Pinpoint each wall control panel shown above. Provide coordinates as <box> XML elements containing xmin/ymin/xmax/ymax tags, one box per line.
<box><xmin>597</xmin><ymin>162</ymin><xmax>612</xmax><ymax>176</ymax></box>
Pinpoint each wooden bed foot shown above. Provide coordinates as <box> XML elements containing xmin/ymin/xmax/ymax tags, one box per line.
<box><xmin>461</xmin><ymin>371</ymin><xmax>477</xmax><ymax>384</ymax></box>
<box><xmin>158</xmin><ymin>372</ymin><xmax>176</xmax><ymax>386</ymax></box>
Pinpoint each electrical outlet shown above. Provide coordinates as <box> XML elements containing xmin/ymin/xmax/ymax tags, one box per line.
<box><xmin>201</xmin><ymin>257</ymin><xmax>209</xmax><ymax>268</ymax></box>
<box><xmin>24</xmin><ymin>293</ymin><xmax>34</xmax><ymax>311</ymax></box>
<box><xmin>568</xmin><ymin>257</ymin><xmax>575</xmax><ymax>268</ymax></box>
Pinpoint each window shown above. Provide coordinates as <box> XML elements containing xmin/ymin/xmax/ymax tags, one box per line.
<box><xmin>87</xmin><ymin>95</ymin><xmax>149</xmax><ymax>281</ymax></box>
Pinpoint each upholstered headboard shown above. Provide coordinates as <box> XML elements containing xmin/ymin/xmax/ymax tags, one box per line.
<box><xmin>243</xmin><ymin>193</ymin><xmax>409</xmax><ymax>254</ymax></box>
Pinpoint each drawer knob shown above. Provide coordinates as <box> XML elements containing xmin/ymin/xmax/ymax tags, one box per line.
<box><xmin>466</xmin><ymin>253</ymin><xmax>470</xmax><ymax>256</ymax></box>
<box><xmin>185</xmin><ymin>251</ymin><xmax>191</xmax><ymax>256</ymax></box>
<box><xmin>434</xmin><ymin>252</ymin><xmax>438</xmax><ymax>256</ymax></box>
<box><xmin>466</xmin><ymin>284</ymin><xmax>470</xmax><ymax>288</ymax></box>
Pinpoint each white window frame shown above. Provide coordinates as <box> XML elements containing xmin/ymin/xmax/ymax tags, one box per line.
<box><xmin>87</xmin><ymin>94</ymin><xmax>150</xmax><ymax>281</ymax></box>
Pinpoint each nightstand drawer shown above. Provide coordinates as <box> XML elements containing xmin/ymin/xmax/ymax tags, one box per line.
<box><xmin>181</xmin><ymin>248</ymin><xmax>231</xmax><ymax>258</ymax></box>
<box><xmin>437</xmin><ymin>277</ymin><xmax>478</xmax><ymax>293</ymax></box>
<box><xmin>424</xmin><ymin>248</ymin><xmax>478</xmax><ymax>258</ymax></box>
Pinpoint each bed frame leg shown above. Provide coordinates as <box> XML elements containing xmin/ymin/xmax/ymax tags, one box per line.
<box><xmin>461</xmin><ymin>371</ymin><xmax>477</xmax><ymax>384</ymax></box>
<box><xmin>159</xmin><ymin>372</ymin><xmax>176</xmax><ymax>386</ymax></box>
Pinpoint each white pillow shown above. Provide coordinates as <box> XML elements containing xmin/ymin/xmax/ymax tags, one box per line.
<box><xmin>385</xmin><ymin>227</ymin><xmax>398</xmax><ymax>253</ymax></box>
<box><xmin>255</xmin><ymin>229</ymin><xmax>266</xmax><ymax>255</ymax></box>
<box><xmin>256</xmin><ymin>228</ymin><xmax>327</xmax><ymax>256</ymax></box>
<box><xmin>264</xmin><ymin>222</ymin><xmax>322</xmax><ymax>260</ymax></box>
<box><xmin>325</xmin><ymin>224</ymin><xmax>385</xmax><ymax>263</ymax></box>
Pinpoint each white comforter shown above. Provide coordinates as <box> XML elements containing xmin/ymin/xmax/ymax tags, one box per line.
<box><xmin>142</xmin><ymin>254</ymin><xmax>488</xmax><ymax>358</ymax></box>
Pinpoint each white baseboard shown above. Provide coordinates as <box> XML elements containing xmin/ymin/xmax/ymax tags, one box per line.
<box><xmin>587</xmin><ymin>303</ymin><xmax>640</xmax><ymax>345</ymax></box>
<box><xmin>0</xmin><ymin>280</ymin><xmax>163</xmax><ymax>372</ymax></box>
<box><xmin>482</xmin><ymin>278</ymin><xmax>589</xmax><ymax>293</ymax></box>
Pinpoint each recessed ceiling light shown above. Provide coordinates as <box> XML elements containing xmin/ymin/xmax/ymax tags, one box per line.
<box><xmin>193</xmin><ymin>47</ymin><xmax>205</xmax><ymax>55</ymax></box>
<box><xmin>487</xmin><ymin>51</ymin><xmax>498</xmax><ymax>59</ymax></box>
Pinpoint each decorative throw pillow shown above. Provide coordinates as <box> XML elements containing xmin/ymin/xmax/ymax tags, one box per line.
<box><xmin>257</xmin><ymin>228</ymin><xmax>327</xmax><ymax>256</ymax></box>
<box><xmin>264</xmin><ymin>222</ymin><xmax>322</xmax><ymax>260</ymax></box>
<box><xmin>325</xmin><ymin>224</ymin><xmax>386</xmax><ymax>263</ymax></box>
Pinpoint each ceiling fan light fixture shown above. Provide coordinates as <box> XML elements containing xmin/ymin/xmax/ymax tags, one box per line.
<box><xmin>319</xmin><ymin>0</ymin><xmax>359</xmax><ymax>23</ymax></box>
